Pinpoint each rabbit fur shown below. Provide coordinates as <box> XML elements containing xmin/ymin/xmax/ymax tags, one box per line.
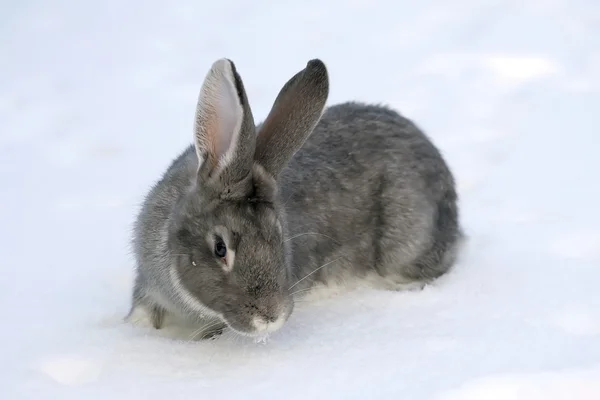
<box><xmin>126</xmin><ymin>58</ymin><xmax>462</xmax><ymax>339</ymax></box>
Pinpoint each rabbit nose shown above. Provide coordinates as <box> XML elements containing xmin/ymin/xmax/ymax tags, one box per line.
<box><xmin>251</xmin><ymin>312</ymin><xmax>287</xmax><ymax>334</ymax></box>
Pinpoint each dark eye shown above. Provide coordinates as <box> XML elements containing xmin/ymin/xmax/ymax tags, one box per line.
<box><xmin>214</xmin><ymin>237</ymin><xmax>227</xmax><ymax>258</ymax></box>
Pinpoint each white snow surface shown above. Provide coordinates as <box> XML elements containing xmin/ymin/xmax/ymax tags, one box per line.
<box><xmin>2</xmin><ymin>0</ymin><xmax>600</xmax><ymax>399</ymax></box>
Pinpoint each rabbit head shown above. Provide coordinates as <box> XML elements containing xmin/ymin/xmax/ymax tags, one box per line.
<box><xmin>167</xmin><ymin>58</ymin><xmax>329</xmax><ymax>336</ymax></box>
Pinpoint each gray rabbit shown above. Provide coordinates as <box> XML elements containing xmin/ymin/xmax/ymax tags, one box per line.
<box><xmin>126</xmin><ymin>58</ymin><xmax>462</xmax><ymax>339</ymax></box>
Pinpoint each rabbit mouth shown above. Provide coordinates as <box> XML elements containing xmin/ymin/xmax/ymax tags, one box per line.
<box><xmin>222</xmin><ymin>301</ymin><xmax>294</xmax><ymax>337</ymax></box>
<box><xmin>223</xmin><ymin>315</ymin><xmax>288</xmax><ymax>337</ymax></box>
<box><xmin>250</xmin><ymin>313</ymin><xmax>288</xmax><ymax>334</ymax></box>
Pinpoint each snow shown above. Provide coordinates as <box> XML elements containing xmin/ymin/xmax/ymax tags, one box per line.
<box><xmin>2</xmin><ymin>0</ymin><xmax>600</xmax><ymax>399</ymax></box>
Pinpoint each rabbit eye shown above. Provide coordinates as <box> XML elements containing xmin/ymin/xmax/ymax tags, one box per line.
<box><xmin>214</xmin><ymin>237</ymin><xmax>227</xmax><ymax>258</ymax></box>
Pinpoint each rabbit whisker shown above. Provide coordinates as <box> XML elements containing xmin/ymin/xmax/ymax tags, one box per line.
<box><xmin>290</xmin><ymin>287</ymin><xmax>313</xmax><ymax>296</ymax></box>
<box><xmin>284</xmin><ymin>232</ymin><xmax>340</xmax><ymax>244</ymax></box>
<box><xmin>188</xmin><ymin>320</ymin><xmax>224</xmax><ymax>341</ymax></box>
<box><xmin>289</xmin><ymin>257</ymin><xmax>342</xmax><ymax>290</ymax></box>
<box><xmin>188</xmin><ymin>324</ymin><xmax>214</xmax><ymax>342</ymax></box>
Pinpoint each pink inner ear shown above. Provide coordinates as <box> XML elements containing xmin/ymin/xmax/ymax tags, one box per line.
<box><xmin>214</xmin><ymin>79</ymin><xmax>241</xmax><ymax>161</ymax></box>
<box><xmin>194</xmin><ymin>59</ymin><xmax>244</xmax><ymax>172</ymax></box>
<box><xmin>204</xmin><ymin>108</ymin><xmax>219</xmax><ymax>169</ymax></box>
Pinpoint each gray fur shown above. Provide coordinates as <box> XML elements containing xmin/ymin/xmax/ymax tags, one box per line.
<box><xmin>127</xmin><ymin>58</ymin><xmax>462</xmax><ymax>339</ymax></box>
<box><xmin>280</xmin><ymin>102</ymin><xmax>462</xmax><ymax>293</ymax></box>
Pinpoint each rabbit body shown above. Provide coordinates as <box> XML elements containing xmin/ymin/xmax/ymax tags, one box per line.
<box><xmin>127</xmin><ymin>59</ymin><xmax>461</xmax><ymax>338</ymax></box>
<box><xmin>280</xmin><ymin>102</ymin><xmax>461</xmax><ymax>293</ymax></box>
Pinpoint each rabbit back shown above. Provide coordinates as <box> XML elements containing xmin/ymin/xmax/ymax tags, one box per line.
<box><xmin>279</xmin><ymin>101</ymin><xmax>462</xmax><ymax>291</ymax></box>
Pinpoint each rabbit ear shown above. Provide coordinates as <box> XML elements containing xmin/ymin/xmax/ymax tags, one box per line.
<box><xmin>194</xmin><ymin>58</ymin><xmax>256</xmax><ymax>185</ymax></box>
<box><xmin>254</xmin><ymin>59</ymin><xmax>329</xmax><ymax>177</ymax></box>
